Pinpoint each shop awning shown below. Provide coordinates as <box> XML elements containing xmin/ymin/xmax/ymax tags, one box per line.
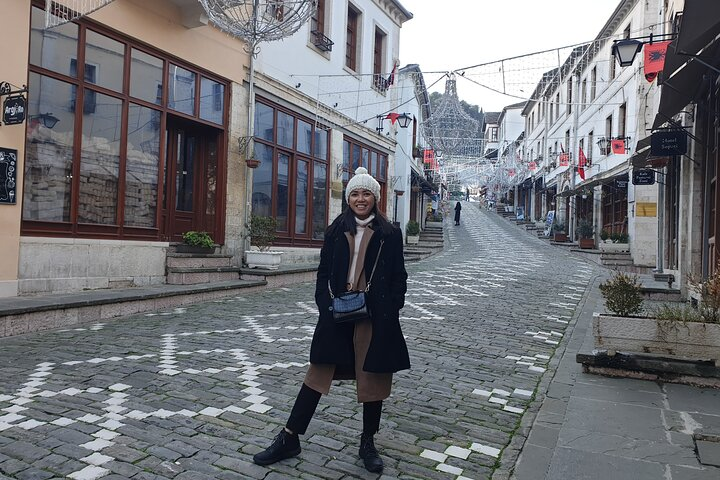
<box><xmin>629</xmin><ymin>135</ymin><xmax>670</xmax><ymax>168</ymax></box>
<box><xmin>557</xmin><ymin>167</ymin><xmax>629</xmax><ymax>197</ymax></box>
<box><xmin>652</xmin><ymin>0</ymin><xmax>720</xmax><ymax>129</ymax></box>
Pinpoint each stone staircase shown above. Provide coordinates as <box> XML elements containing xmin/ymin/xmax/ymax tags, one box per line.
<box><xmin>405</xmin><ymin>225</ymin><xmax>444</xmax><ymax>262</ymax></box>
<box><xmin>600</xmin><ymin>252</ymin><xmax>654</xmax><ymax>274</ymax></box>
<box><xmin>166</xmin><ymin>251</ymin><xmax>241</xmax><ymax>285</ymax></box>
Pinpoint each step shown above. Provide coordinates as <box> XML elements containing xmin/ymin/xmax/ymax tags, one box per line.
<box><xmin>0</xmin><ymin>280</ymin><xmax>266</xmax><ymax>338</ymax></box>
<box><xmin>600</xmin><ymin>252</ymin><xmax>632</xmax><ymax>260</ymax></box>
<box><xmin>166</xmin><ymin>254</ymin><xmax>233</xmax><ymax>268</ymax></box>
<box><xmin>166</xmin><ymin>266</ymin><xmax>242</xmax><ymax>285</ymax></box>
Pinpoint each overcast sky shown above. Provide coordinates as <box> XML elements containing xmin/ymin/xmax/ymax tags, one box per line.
<box><xmin>398</xmin><ymin>0</ymin><xmax>621</xmax><ymax>112</ymax></box>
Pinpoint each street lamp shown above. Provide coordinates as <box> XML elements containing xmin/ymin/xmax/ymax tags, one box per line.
<box><xmin>376</xmin><ymin>112</ymin><xmax>412</xmax><ymax>132</ymax></box>
<box><xmin>611</xmin><ymin>39</ymin><xmax>643</xmax><ymax>67</ymax></box>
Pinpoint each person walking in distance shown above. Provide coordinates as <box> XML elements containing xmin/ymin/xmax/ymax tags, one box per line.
<box><xmin>253</xmin><ymin>167</ymin><xmax>410</xmax><ymax>473</ymax></box>
<box><xmin>454</xmin><ymin>201</ymin><xmax>462</xmax><ymax>226</ymax></box>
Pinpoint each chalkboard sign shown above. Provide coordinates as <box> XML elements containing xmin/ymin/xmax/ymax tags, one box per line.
<box><xmin>651</xmin><ymin>130</ymin><xmax>687</xmax><ymax>156</ymax></box>
<box><xmin>0</xmin><ymin>148</ymin><xmax>18</xmax><ymax>204</ymax></box>
<box><xmin>632</xmin><ymin>169</ymin><xmax>656</xmax><ymax>185</ymax></box>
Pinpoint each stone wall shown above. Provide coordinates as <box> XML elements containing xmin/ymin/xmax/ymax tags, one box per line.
<box><xmin>18</xmin><ymin>237</ymin><xmax>168</xmax><ymax>295</ymax></box>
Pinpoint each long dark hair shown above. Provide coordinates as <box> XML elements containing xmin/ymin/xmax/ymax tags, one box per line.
<box><xmin>326</xmin><ymin>202</ymin><xmax>395</xmax><ymax>237</ymax></box>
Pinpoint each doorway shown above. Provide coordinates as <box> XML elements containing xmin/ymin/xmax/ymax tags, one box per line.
<box><xmin>162</xmin><ymin>118</ymin><xmax>221</xmax><ymax>242</ymax></box>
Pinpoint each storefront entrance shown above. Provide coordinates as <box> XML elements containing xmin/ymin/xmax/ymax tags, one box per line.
<box><xmin>162</xmin><ymin>118</ymin><xmax>220</xmax><ymax>242</ymax></box>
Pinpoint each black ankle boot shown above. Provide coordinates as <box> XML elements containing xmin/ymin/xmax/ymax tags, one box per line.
<box><xmin>359</xmin><ymin>433</ymin><xmax>383</xmax><ymax>473</ymax></box>
<box><xmin>253</xmin><ymin>429</ymin><xmax>301</xmax><ymax>466</ymax></box>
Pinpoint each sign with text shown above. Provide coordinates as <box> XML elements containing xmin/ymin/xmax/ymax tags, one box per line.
<box><xmin>2</xmin><ymin>95</ymin><xmax>26</xmax><ymax>125</ymax></box>
<box><xmin>632</xmin><ymin>169</ymin><xmax>656</xmax><ymax>185</ymax></box>
<box><xmin>636</xmin><ymin>202</ymin><xmax>657</xmax><ymax>217</ymax></box>
<box><xmin>0</xmin><ymin>148</ymin><xmax>18</xmax><ymax>204</ymax></box>
<box><xmin>651</xmin><ymin>130</ymin><xmax>687</xmax><ymax>156</ymax></box>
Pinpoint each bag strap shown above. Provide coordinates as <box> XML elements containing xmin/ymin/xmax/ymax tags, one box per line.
<box><xmin>364</xmin><ymin>240</ymin><xmax>384</xmax><ymax>293</ymax></box>
<box><xmin>328</xmin><ymin>239</ymin><xmax>385</xmax><ymax>298</ymax></box>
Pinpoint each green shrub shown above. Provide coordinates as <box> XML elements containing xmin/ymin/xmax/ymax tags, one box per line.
<box><xmin>406</xmin><ymin>220</ymin><xmax>420</xmax><ymax>236</ymax></box>
<box><xmin>600</xmin><ymin>229</ymin><xmax>610</xmax><ymax>241</ymax></box>
<box><xmin>575</xmin><ymin>219</ymin><xmax>594</xmax><ymax>239</ymax></box>
<box><xmin>182</xmin><ymin>231</ymin><xmax>214</xmax><ymax>248</ymax></box>
<box><xmin>248</xmin><ymin>215</ymin><xmax>278</xmax><ymax>252</ymax></box>
<box><xmin>553</xmin><ymin>222</ymin><xmax>565</xmax><ymax>232</ymax></box>
<box><xmin>609</xmin><ymin>232</ymin><xmax>629</xmax><ymax>243</ymax></box>
<box><xmin>653</xmin><ymin>303</ymin><xmax>702</xmax><ymax>322</ymax></box>
<box><xmin>599</xmin><ymin>271</ymin><xmax>644</xmax><ymax>316</ymax></box>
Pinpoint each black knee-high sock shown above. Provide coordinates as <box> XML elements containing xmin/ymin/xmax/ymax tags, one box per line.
<box><xmin>286</xmin><ymin>383</ymin><xmax>321</xmax><ymax>435</ymax></box>
<box><xmin>363</xmin><ymin>400</ymin><xmax>382</xmax><ymax>435</ymax></box>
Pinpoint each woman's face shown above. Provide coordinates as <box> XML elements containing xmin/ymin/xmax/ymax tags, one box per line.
<box><xmin>348</xmin><ymin>188</ymin><xmax>376</xmax><ymax>219</ymax></box>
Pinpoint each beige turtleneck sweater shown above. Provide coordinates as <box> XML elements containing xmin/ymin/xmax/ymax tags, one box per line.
<box><xmin>347</xmin><ymin>214</ymin><xmax>375</xmax><ymax>290</ymax></box>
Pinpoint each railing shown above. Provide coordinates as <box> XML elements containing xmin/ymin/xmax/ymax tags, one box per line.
<box><xmin>373</xmin><ymin>73</ymin><xmax>389</xmax><ymax>94</ymax></box>
<box><xmin>310</xmin><ymin>30</ymin><xmax>333</xmax><ymax>52</ymax></box>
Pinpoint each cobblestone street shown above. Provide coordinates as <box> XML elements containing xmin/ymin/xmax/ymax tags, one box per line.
<box><xmin>0</xmin><ymin>204</ymin><xmax>597</xmax><ymax>480</ymax></box>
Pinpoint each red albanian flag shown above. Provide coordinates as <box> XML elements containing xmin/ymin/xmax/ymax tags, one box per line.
<box><xmin>611</xmin><ymin>138</ymin><xmax>626</xmax><ymax>154</ymax></box>
<box><xmin>644</xmin><ymin>40</ymin><xmax>671</xmax><ymax>83</ymax></box>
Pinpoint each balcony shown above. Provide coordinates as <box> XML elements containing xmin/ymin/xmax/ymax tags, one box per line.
<box><xmin>373</xmin><ymin>73</ymin><xmax>389</xmax><ymax>94</ymax></box>
<box><xmin>310</xmin><ymin>30</ymin><xmax>333</xmax><ymax>52</ymax></box>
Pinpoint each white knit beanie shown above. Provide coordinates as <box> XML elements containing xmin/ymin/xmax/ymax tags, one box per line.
<box><xmin>345</xmin><ymin>167</ymin><xmax>381</xmax><ymax>202</ymax></box>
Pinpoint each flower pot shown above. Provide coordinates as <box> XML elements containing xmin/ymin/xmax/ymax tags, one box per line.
<box><xmin>553</xmin><ymin>233</ymin><xmax>568</xmax><ymax>242</ymax></box>
<box><xmin>593</xmin><ymin>313</ymin><xmax>720</xmax><ymax>364</ymax></box>
<box><xmin>578</xmin><ymin>238</ymin><xmax>595</xmax><ymax>249</ymax></box>
<box><xmin>426</xmin><ymin>221</ymin><xmax>443</xmax><ymax>229</ymax></box>
<box><xmin>406</xmin><ymin>235</ymin><xmax>419</xmax><ymax>245</ymax></box>
<box><xmin>599</xmin><ymin>242</ymin><xmax>630</xmax><ymax>253</ymax></box>
<box><xmin>245</xmin><ymin>250</ymin><xmax>283</xmax><ymax>270</ymax></box>
<box><xmin>246</xmin><ymin>158</ymin><xmax>261</xmax><ymax>169</ymax></box>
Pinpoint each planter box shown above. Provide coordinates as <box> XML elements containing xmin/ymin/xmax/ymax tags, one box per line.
<box><xmin>593</xmin><ymin>313</ymin><xmax>720</xmax><ymax>365</ymax></box>
<box><xmin>599</xmin><ymin>242</ymin><xmax>630</xmax><ymax>253</ymax></box>
<box><xmin>426</xmin><ymin>221</ymin><xmax>444</xmax><ymax>229</ymax></box>
<box><xmin>176</xmin><ymin>244</ymin><xmax>216</xmax><ymax>254</ymax></box>
<box><xmin>578</xmin><ymin>238</ymin><xmax>595</xmax><ymax>249</ymax></box>
<box><xmin>553</xmin><ymin>233</ymin><xmax>568</xmax><ymax>242</ymax></box>
<box><xmin>245</xmin><ymin>250</ymin><xmax>283</xmax><ymax>270</ymax></box>
<box><xmin>406</xmin><ymin>235</ymin><xmax>419</xmax><ymax>245</ymax></box>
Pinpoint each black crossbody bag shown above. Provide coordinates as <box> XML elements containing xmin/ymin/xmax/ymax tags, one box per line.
<box><xmin>329</xmin><ymin>240</ymin><xmax>384</xmax><ymax>323</ymax></box>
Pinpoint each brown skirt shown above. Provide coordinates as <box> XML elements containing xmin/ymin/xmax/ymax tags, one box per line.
<box><xmin>304</xmin><ymin>317</ymin><xmax>392</xmax><ymax>403</ymax></box>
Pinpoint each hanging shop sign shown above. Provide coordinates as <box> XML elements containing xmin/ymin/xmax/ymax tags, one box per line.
<box><xmin>2</xmin><ymin>95</ymin><xmax>26</xmax><ymax>126</ymax></box>
<box><xmin>632</xmin><ymin>169</ymin><xmax>656</xmax><ymax>185</ymax></box>
<box><xmin>651</xmin><ymin>130</ymin><xmax>687</xmax><ymax>156</ymax></box>
<box><xmin>615</xmin><ymin>178</ymin><xmax>628</xmax><ymax>189</ymax></box>
<box><xmin>0</xmin><ymin>148</ymin><xmax>18</xmax><ymax>204</ymax></box>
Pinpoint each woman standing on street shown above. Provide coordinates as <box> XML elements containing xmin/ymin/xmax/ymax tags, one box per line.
<box><xmin>253</xmin><ymin>167</ymin><xmax>410</xmax><ymax>474</ymax></box>
<box><xmin>454</xmin><ymin>201</ymin><xmax>462</xmax><ymax>225</ymax></box>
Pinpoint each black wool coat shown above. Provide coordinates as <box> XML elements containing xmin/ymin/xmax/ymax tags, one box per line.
<box><xmin>311</xmin><ymin>222</ymin><xmax>410</xmax><ymax>374</ymax></box>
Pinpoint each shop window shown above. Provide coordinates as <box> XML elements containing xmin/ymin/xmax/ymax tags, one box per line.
<box><xmin>252</xmin><ymin>98</ymin><xmax>329</xmax><ymax>245</ymax></box>
<box><xmin>24</xmin><ymin>5</ymin><xmax>228</xmax><ymax>241</ymax></box>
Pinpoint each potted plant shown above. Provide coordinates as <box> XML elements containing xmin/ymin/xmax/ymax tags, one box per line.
<box><xmin>553</xmin><ymin>223</ymin><xmax>568</xmax><ymax>242</ymax></box>
<box><xmin>592</xmin><ymin>269</ymin><xmax>720</xmax><ymax>365</ymax></box>
<box><xmin>426</xmin><ymin>212</ymin><xmax>443</xmax><ymax>229</ymax></box>
<box><xmin>178</xmin><ymin>231</ymin><xmax>216</xmax><ymax>254</ymax></box>
<box><xmin>245</xmin><ymin>214</ymin><xmax>283</xmax><ymax>269</ymax></box>
<box><xmin>406</xmin><ymin>220</ymin><xmax>420</xmax><ymax>245</ymax></box>
<box><xmin>600</xmin><ymin>231</ymin><xmax>630</xmax><ymax>253</ymax></box>
<box><xmin>576</xmin><ymin>219</ymin><xmax>595</xmax><ymax>249</ymax></box>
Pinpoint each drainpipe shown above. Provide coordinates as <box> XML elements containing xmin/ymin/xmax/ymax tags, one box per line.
<box><xmin>656</xmin><ymin>166</ymin><xmax>664</xmax><ymax>273</ymax></box>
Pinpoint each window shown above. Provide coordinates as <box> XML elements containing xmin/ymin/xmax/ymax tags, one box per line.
<box><xmin>490</xmin><ymin>127</ymin><xmax>498</xmax><ymax>142</ymax></box>
<box><xmin>252</xmin><ymin>98</ymin><xmax>329</xmax><ymax>245</ymax></box>
<box><xmin>23</xmin><ymin>5</ymin><xmax>228</xmax><ymax>240</ymax></box>
<box><xmin>555</xmin><ymin>93</ymin><xmax>560</xmax><ymax>120</ymax></box>
<box><xmin>618</xmin><ymin>103</ymin><xmax>626</xmax><ymax>138</ymax></box>
<box><xmin>310</xmin><ymin>0</ymin><xmax>333</xmax><ymax>52</ymax></box>
<box><xmin>346</xmin><ymin>5</ymin><xmax>359</xmax><ymax>71</ymax></box>
<box><xmin>588</xmin><ymin>131</ymin><xmax>594</xmax><ymax>161</ymax></box>
<box><xmin>69</xmin><ymin>59</ymin><xmax>97</xmax><ymax>114</ymax></box>
<box><xmin>566</xmin><ymin>78</ymin><xmax>572</xmax><ymax>114</ymax></box>
<box><xmin>590</xmin><ymin>67</ymin><xmax>597</xmax><ymax>100</ymax></box>
<box><xmin>609</xmin><ymin>51</ymin><xmax>616</xmax><ymax>79</ymax></box>
<box><xmin>565</xmin><ymin>130</ymin><xmax>570</xmax><ymax>152</ymax></box>
<box><xmin>372</xmin><ymin>27</ymin><xmax>387</xmax><ymax>92</ymax></box>
<box><xmin>581</xmin><ymin>79</ymin><xmax>587</xmax><ymax>111</ymax></box>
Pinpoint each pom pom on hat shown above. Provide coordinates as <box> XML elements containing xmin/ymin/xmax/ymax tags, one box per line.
<box><xmin>345</xmin><ymin>167</ymin><xmax>381</xmax><ymax>202</ymax></box>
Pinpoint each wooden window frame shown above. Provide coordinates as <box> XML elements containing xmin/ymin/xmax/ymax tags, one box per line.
<box><xmin>346</xmin><ymin>5</ymin><xmax>359</xmax><ymax>71</ymax></box>
<box><xmin>253</xmin><ymin>97</ymin><xmax>330</xmax><ymax>247</ymax></box>
<box><xmin>23</xmin><ymin>2</ymin><xmax>229</xmax><ymax>242</ymax></box>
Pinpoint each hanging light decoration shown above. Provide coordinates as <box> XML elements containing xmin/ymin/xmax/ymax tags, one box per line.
<box><xmin>198</xmin><ymin>0</ymin><xmax>317</xmax><ymax>54</ymax></box>
<box><xmin>45</xmin><ymin>0</ymin><xmax>116</xmax><ymax>28</ymax></box>
<box><xmin>422</xmin><ymin>73</ymin><xmax>482</xmax><ymax>158</ymax></box>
